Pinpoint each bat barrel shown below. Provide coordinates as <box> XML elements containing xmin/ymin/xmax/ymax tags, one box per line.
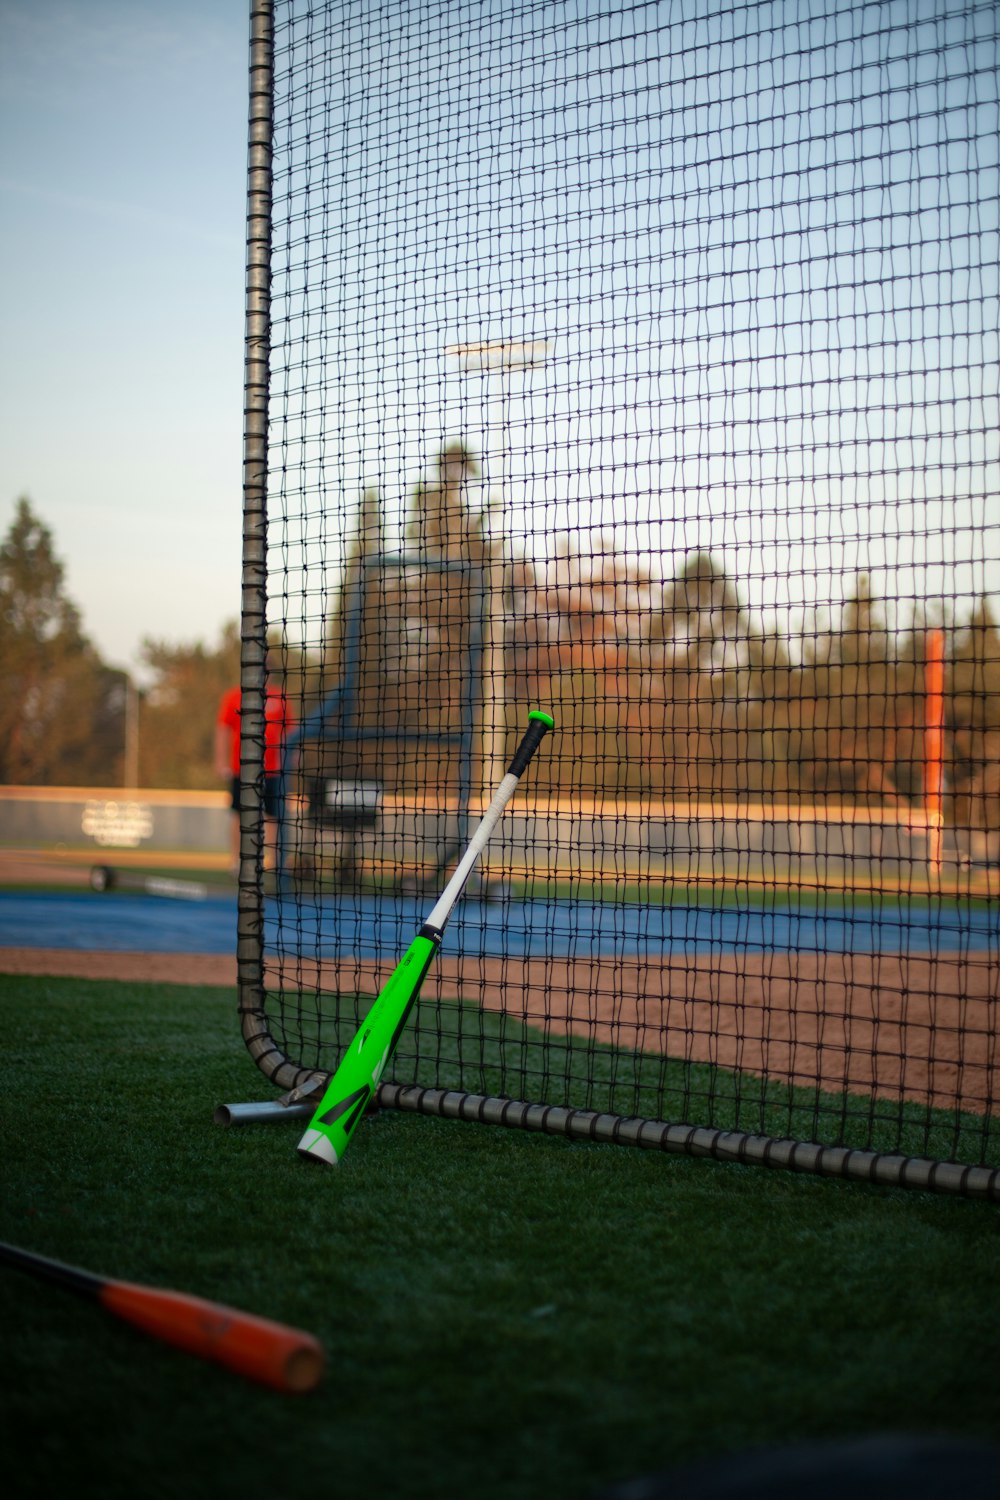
<box><xmin>297</xmin><ymin>930</ymin><xmax>441</xmax><ymax>1166</ymax></box>
<box><xmin>0</xmin><ymin>1241</ymin><xmax>324</xmax><ymax>1394</ymax></box>
<box><xmin>100</xmin><ymin>1282</ymin><xmax>325</xmax><ymax>1394</ymax></box>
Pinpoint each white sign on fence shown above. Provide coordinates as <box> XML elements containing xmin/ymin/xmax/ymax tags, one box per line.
<box><xmin>81</xmin><ymin>800</ymin><xmax>154</xmax><ymax>849</ymax></box>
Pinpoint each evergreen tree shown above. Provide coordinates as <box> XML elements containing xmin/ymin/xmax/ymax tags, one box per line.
<box><xmin>138</xmin><ymin>620</ymin><xmax>241</xmax><ymax>788</ymax></box>
<box><xmin>0</xmin><ymin>498</ymin><xmax>121</xmax><ymax>784</ymax></box>
<box><xmin>641</xmin><ymin>552</ymin><xmax>779</xmax><ymax>797</ymax></box>
<box><xmin>790</xmin><ymin>575</ymin><xmax>916</xmax><ymax>804</ymax></box>
<box><xmin>313</xmin><ymin>446</ymin><xmax>489</xmax><ymax>798</ymax></box>
<box><xmin>950</xmin><ymin>600</ymin><xmax>1000</xmax><ymax>833</ymax></box>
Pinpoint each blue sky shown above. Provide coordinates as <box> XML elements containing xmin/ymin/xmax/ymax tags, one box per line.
<box><xmin>2</xmin><ymin>0</ymin><xmax>997</xmax><ymax>679</ymax></box>
<box><xmin>266</xmin><ymin>0</ymin><xmax>999</xmax><ymax>651</ymax></box>
<box><xmin>0</xmin><ymin>0</ymin><xmax>249</xmax><ymax>675</ymax></box>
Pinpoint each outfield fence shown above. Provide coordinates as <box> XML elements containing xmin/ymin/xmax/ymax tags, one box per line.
<box><xmin>284</xmin><ymin>793</ymin><xmax>995</xmax><ymax>893</ymax></box>
<box><xmin>0</xmin><ymin>787</ymin><xmax>230</xmax><ymax>856</ymax></box>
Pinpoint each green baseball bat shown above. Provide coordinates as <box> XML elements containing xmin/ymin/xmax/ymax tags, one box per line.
<box><xmin>297</xmin><ymin>711</ymin><xmax>554</xmax><ymax>1167</ymax></box>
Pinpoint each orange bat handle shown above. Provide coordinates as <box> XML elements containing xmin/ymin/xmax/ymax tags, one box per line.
<box><xmin>99</xmin><ymin>1282</ymin><xmax>325</xmax><ymax>1393</ymax></box>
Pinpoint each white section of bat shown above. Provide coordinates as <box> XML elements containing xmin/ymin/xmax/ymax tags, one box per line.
<box><xmin>423</xmin><ymin>771</ymin><xmax>520</xmax><ymax>932</ymax></box>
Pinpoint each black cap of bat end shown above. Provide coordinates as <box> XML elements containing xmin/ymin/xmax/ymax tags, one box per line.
<box><xmin>506</xmin><ymin>711</ymin><xmax>555</xmax><ymax>778</ymax></box>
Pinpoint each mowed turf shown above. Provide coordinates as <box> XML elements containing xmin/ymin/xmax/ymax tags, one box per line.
<box><xmin>2</xmin><ymin>974</ymin><xmax>999</xmax><ymax>1500</ymax></box>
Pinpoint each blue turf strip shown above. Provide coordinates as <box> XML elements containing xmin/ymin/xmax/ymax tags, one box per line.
<box><xmin>1</xmin><ymin>890</ymin><xmax>997</xmax><ymax>957</ymax></box>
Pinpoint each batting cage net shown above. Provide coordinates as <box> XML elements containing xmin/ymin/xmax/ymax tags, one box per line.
<box><xmin>237</xmin><ymin>0</ymin><xmax>1000</xmax><ymax>1194</ymax></box>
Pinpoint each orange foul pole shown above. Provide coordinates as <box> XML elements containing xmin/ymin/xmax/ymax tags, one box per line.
<box><xmin>925</xmin><ymin>628</ymin><xmax>945</xmax><ymax>877</ymax></box>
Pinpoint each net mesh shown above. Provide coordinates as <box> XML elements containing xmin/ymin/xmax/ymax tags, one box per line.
<box><xmin>245</xmin><ymin>0</ymin><xmax>1000</xmax><ymax>1178</ymax></box>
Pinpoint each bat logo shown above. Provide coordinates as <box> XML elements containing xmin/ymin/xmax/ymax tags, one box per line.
<box><xmin>318</xmin><ymin>1085</ymin><xmax>371</xmax><ymax>1139</ymax></box>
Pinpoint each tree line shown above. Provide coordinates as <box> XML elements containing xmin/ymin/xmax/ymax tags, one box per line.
<box><xmin>0</xmin><ymin>498</ymin><xmax>239</xmax><ymax>789</ymax></box>
<box><xmin>311</xmin><ymin>445</ymin><xmax>1000</xmax><ymax>833</ymax></box>
<box><xmin>4</xmin><ymin>478</ymin><xmax>998</xmax><ymax>837</ymax></box>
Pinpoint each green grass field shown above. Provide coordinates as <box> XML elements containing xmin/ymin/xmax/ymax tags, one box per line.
<box><xmin>2</xmin><ymin>973</ymin><xmax>1000</xmax><ymax>1500</ymax></box>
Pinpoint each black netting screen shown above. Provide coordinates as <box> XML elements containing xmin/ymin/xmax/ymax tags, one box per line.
<box><xmin>240</xmin><ymin>0</ymin><xmax>1000</xmax><ymax>1188</ymax></box>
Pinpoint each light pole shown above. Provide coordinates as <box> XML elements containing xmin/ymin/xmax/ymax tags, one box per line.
<box><xmin>125</xmin><ymin>677</ymin><xmax>141</xmax><ymax>789</ymax></box>
<box><xmin>445</xmin><ymin>340</ymin><xmax>550</xmax><ymax>807</ymax></box>
<box><xmin>924</xmin><ymin>627</ymin><xmax>945</xmax><ymax>879</ymax></box>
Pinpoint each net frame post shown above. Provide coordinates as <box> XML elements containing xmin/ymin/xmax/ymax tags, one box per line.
<box><xmin>212</xmin><ymin>1081</ymin><xmax>1000</xmax><ymax>1203</ymax></box>
<box><xmin>377</xmin><ymin>1086</ymin><xmax>1000</xmax><ymax>1202</ymax></box>
<box><xmin>237</xmin><ymin>0</ymin><xmax>301</xmax><ymax>1093</ymax></box>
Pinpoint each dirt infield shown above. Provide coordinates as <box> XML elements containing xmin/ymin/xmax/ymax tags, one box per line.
<box><xmin>267</xmin><ymin>947</ymin><xmax>1000</xmax><ymax>1117</ymax></box>
<box><xmin>0</xmin><ymin>947</ymin><xmax>236</xmax><ymax>985</ymax></box>
<box><xmin>2</xmin><ymin>944</ymin><xmax>997</xmax><ymax>1117</ymax></box>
